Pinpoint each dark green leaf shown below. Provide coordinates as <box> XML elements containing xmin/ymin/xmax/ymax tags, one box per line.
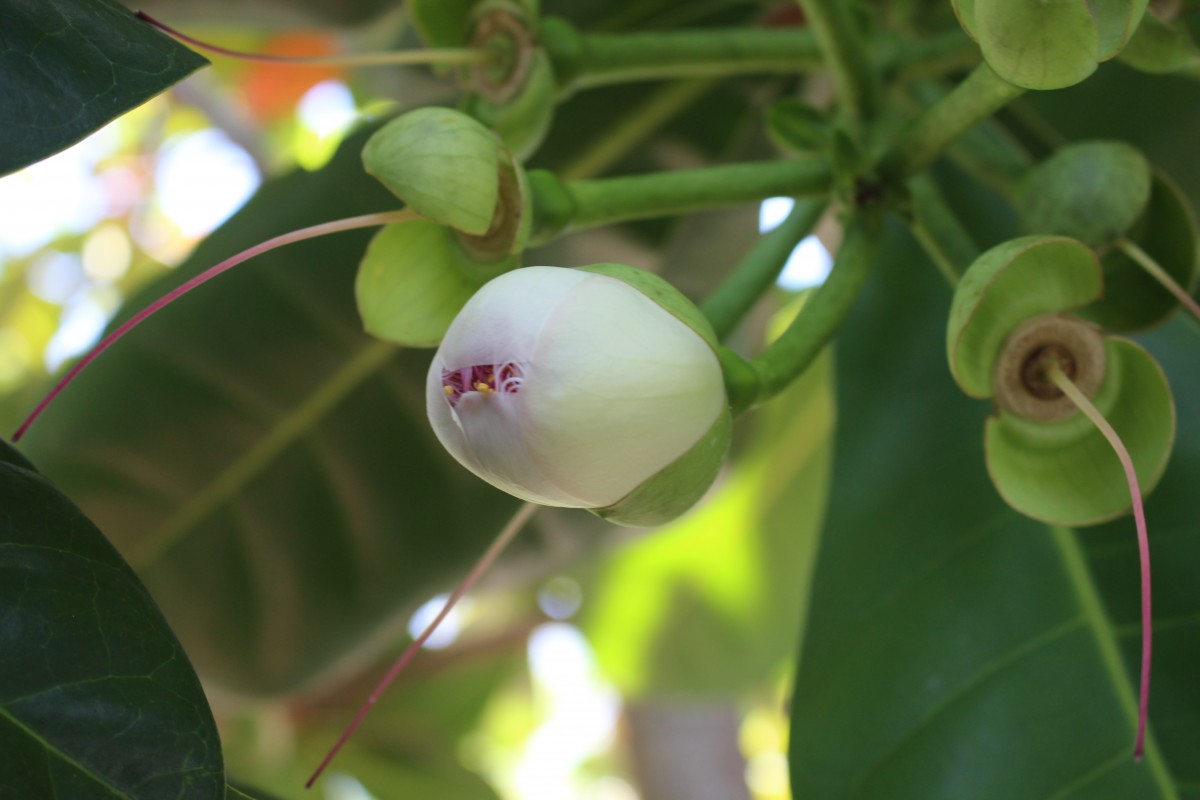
<box><xmin>0</xmin><ymin>0</ymin><xmax>208</xmax><ymax>176</ymax></box>
<box><xmin>0</xmin><ymin>438</ymin><xmax>223</xmax><ymax>798</ymax></box>
<box><xmin>789</xmin><ymin>223</ymin><xmax>1181</xmax><ymax>798</ymax></box>
<box><xmin>16</xmin><ymin>123</ymin><xmax>525</xmax><ymax>697</ymax></box>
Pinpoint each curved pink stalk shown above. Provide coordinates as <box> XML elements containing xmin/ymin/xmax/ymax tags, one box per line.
<box><xmin>135</xmin><ymin>11</ymin><xmax>487</xmax><ymax>67</ymax></box>
<box><xmin>1047</xmin><ymin>363</ymin><xmax>1152</xmax><ymax>761</ymax></box>
<box><xmin>13</xmin><ymin>210</ymin><xmax>416</xmax><ymax>442</ymax></box>
<box><xmin>305</xmin><ymin>501</ymin><xmax>539</xmax><ymax>789</ymax></box>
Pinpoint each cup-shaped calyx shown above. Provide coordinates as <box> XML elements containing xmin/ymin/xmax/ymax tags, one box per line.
<box><xmin>948</xmin><ymin>235</ymin><xmax>1175</xmax><ymax>524</ymax></box>
<box><xmin>427</xmin><ymin>265</ymin><xmax>732</xmax><ymax>526</ymax></box>
<box><xmin>1018</xmin><ymin>141</ymin><xmax>1199</xmax><ymax>330</ymax></box>
<box><xmin>952</xmin><ymin>0</ymin><xmax>1148</xmax><ymax>89</ymax></box>
<box><xmin>362</xmin><ymin>107</ymin><xmax>531</xmax><ymax>260</ymax></box>
<box><xmin>409</xmin><ymin>0</ymin><xmax>556</xmax><ymax>159</ymax></box>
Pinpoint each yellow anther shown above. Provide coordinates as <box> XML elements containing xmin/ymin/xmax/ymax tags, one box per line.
<box><xmin>474</xmin><ymin>382</ymin><xmax>492</xmax><ymax>393</ymax></box>
<box><xmin>443</xmin><ymin>385</ymin><xmax>455</xmax><ymax>396</ymax></box>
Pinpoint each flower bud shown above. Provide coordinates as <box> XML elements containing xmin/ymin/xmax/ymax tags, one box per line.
<box><xmin>426</xmin><ymin>265</ymin><xmax>731</xmax><ymax>526</ymax></box>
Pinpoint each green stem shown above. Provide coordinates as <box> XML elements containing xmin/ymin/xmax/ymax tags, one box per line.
<box><xmin>566</xmin><ymin>158</ymin><xmax>832</xmax><ymax>230</ymax></box>
<box><xmin>1116</xmin><ymin>237</ymin><xmax>1200</xmax><ymax>322</ymax></box>
<box><xmin>907</xmin><ymin>174</ymin><xmax>979</xmax><ymax>286</ymax></box>
<box><xmin>751</xmin><ymin>211</ymin><xmax>881</xmax><ymax>400</ymax></box>
<box><xmin>878</xmin><ymin>63</ymin><xmax>1025</xmax><ymax>183</ymax></box>
<box><xmin>700</xmin><ymin>200</ymin><xmax>827</xmax><ymax>340</ymax></box>
<box><xmin>794</xmin><ymin>0</ymin><xmax>878</xmax><ymax>125</ymax></box>
<box><xmin>907</xmin><ymin>81</ymin><xmax>1031</xmax><ymax>197</ymax></box>
<box><xmin>552</xmin><ymin>25</ymin><xmax>824</xmax><ymax>89</ymax></box>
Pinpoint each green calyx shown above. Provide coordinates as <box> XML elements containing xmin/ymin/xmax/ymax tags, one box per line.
<box><xmin>362</xmin><ymin>108</ymin><xmax>503</xmax><ymax>235</ymax></box>
<box><xmin>592</xmin><ymin>409</ymin><xmax>732</xmax><ymax>527</ymax></box>
<box><xmin>947</xmin><ymin>236</ymin><xmax>1103</xmax><ymax>398</ymax></box>
<box><xmin>985</xmin><ymin>337</ymin><xmax>1174</xmax><ymax>525</ymax></box>
<box><xmin>1017</xmin><ymin>142</ymin><xmax>1200</xmax><ymax>330</ymax></box>
<box><xmin>954</xmin><ymin>0</ymin><xmax>1148</xmax><ymax>90</ymax></box>
<box><xmin>355</xmin><ymin>220</ymin><xmax>516</xmax><ymax>348</ymax></box>
<box><xmin>362</xmin><ymin>107</ymin><xmax>532</xmax><ymax>259</ymax></box>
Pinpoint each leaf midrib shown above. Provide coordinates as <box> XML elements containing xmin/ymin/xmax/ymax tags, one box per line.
<box><xmin>0</xmin><ymin>705</ymin><xmax>124</xmax><ymax>797</ymax></box>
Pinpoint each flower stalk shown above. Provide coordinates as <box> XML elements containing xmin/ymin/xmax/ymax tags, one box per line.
<box><xmin>750</xmin><ymin>210</ymin><xmax>881</xmax><ymax>401</ymax></box>
<box><xmin>565</xmin><ymin>158</ymin><xmax>832</xmax><ymax>230</ymax></box>
<box><xmin>700</xmin><ymin>199</ymin><xmax>827</xmax><ymax>340</ymax></box>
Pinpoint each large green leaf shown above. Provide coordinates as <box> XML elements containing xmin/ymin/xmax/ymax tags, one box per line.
<box><xmin>15</xmin><ymin>124</ymin><xmax>526</xmax><ymax>697</ymax></box>
<box><xmin>0</xmin><ymin>439</ymin><xmax>224</xmax><ymax>798</ymax></box>
<box><xmin>0</xmin><ymin>0</ymin><xmax>208</xmax><ymax>177</ymax></box>
<box><xmin>788</xmin><ymin>223</ymin><xmax>1186</xmax><ymax>798</ymax></box>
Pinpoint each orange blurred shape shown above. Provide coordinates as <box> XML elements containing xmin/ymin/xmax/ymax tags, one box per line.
<box><xmin>244</xmin><ymin>32</ymin><xmax>346</xmax><ymax>122</ymax></box>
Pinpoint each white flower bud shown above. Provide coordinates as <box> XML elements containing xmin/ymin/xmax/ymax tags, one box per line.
<box><xmin>426</xmin><ymin>266</ymin><xmax>729</xmax><ymax>523</ymax></box>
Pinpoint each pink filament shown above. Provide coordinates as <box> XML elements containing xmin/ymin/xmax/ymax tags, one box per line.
<box><xmin>1047</xmin><ymin>363</ymin><xmax>1152</xmax><ymax>760</ymax></box>
<box><xmin>13</xmin><ymin>210</ymin><xmax>415</xmax><ymax>442</ymax></box>
<box><xmin>305</xmin><ymin>501</ymin><xmax>538</xmax><ymax>789</ymax></box>
<box><xmin>441</xmin><ymin>362</ymin><xmax>525</xmax><ymax>407</ymax></box>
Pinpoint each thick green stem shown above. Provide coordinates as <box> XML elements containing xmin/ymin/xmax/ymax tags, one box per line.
<box><xmin>555</xmin><ymin>25</ymin><xmax>824</xmax><ymax>89</ymax></box>
<box><xmin>883</xmin><ymin>29</ymin><xmax>981</xmax><ymax>79</ymax></box>
<box><xmin>567</xmin><ymin>158</ymin><xmax>832</xmax><ymax>230</ymax></box>
<box><xmin>878</xmin><ymin>63</ymin><xmax>1025</xmax><ymax>182</ymax></box>
<box><xmin>751</xmin><ymin>211</ymin><xmax>880</xmax><ymax>400</ymax></box>
<box><xmin>701</xmin><ymin>200</ymin><xmax>827</xmax><ymax>340</ymax></box>
<box><xmin>907</xmin><ymin>81</ymin><xmax>1031</xmax><ymax>197</ymax></box>
<box><xmin>794</xmin><ymin>0</ymin><xmax>878</xmax><ymax>124</ymax></box>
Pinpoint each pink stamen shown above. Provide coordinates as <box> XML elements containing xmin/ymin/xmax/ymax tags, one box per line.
<box><xmin>441</xmin><ymin>362</ymin><xmax>525</xmax><ymax>407</ymax></box>
<box><xmin>134</xmin><ymin>10</ymin><xmax>487</xmax><ymax>68</ymax></box>
<box><xmin>13</xmin><ymin>210</ymin><xmax>417</xmax><ymax>442</ymax></box>
<box><xmin>305</xmin><ymin>501</ymin><xmax>539</xmax><ymax>789</ymax></box>
<box><xmin>1046</xmin><ymin>362</ymin><xmax>1153</xmax><ymax>760</ymax></box>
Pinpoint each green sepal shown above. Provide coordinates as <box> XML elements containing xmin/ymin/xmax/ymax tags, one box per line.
<box><xmin>361</xmin><ymin>108</ymin><xmax>503</xmax><ymax>235</ymax></box>
<box><xmin>577</xmin><ymin>263</ymin><xmax>720</xmax><ymax>351</ymax></box>
<box><xmin>1090</xmin><ymin>0</ymin><xmax>1150</xmax><ymax>60</ymax></box>
<box><xmin>948</xmin><ymin>236</ymin><xmax>1103</xmax><ymax>398</ymax></box>
<box><xmin>355</xmin><ymin>220</ymin><xmax>514</xmax><ymax>347</ymax></box>
<box><xmin>1079</xmin><ymin>170</ymin><xmax>1200</xmax><ymax>331</ymax></box>
<box><xmin>984</xmin><ymin>337</ymin><xmax>1174</xmax><ymax>525</ymax></box>
<box><xmin>1119</xmin><ymin>9</ymin><xmax>1200</xmax><ymax>73</ymax></box>
<box><xmin>1018</xmin><ymin>141</ymin><xmax>1152</xmax><ymax>249</ymax></box>
<box><xmin>592</xmin><ymin>410</ymin><xmax>732</xmax><ymax>527</ymax></box>
<box><xmin>952</xmin><ymin>0</ymin><xmax>979</xmax><ymax>40</ymax></box>
<box><xmin>974</xmin><ymin>0</ymin><xmax>1099</xmax><ymax>90</ymax></box>
<box><xmin>464</xmin><ymin>48</ymin><xmax>557</xmax><ymax>161</ymax></box>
